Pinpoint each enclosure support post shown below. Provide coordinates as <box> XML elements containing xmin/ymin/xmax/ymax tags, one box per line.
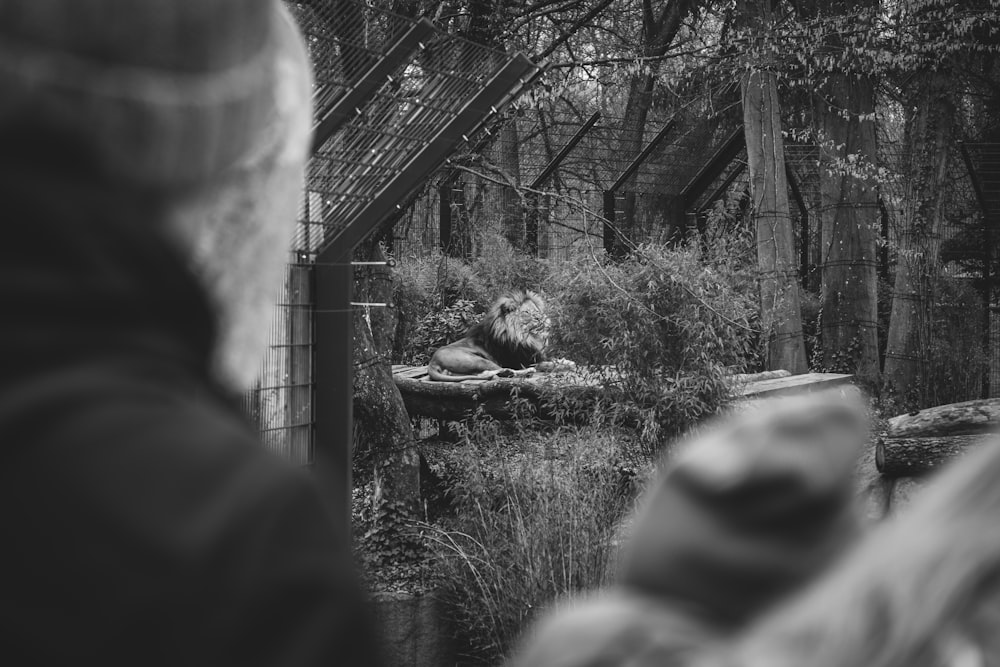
<box><xmin>680</xmin><ymin>127</ymin><xmax>746</xmax><ymax>211</ymax></box>
<box><xmin>320</xmin><ymin>55</ymin><xmax>539</xmax><ymax>254</ymax></box>
<box><xmin>603</xmin><ymin>190</ymin><xmax>617</xmax><ymax>256</ymax></box>
<box><xmin>785</xmin><ymin>164</ymin><xmax>809</xmax><ymax>287</ymax></box>
<box><xmin>983</xmin><ymin>214</ymin><xmax>992</xmax><ymax>399</ymax></box>
<box><xmin>439</xmin><ymin>182</ymin><xmax>453</xmax><ymax>255</ymax></box>
<box><xmin>601</xmin><ymin>119</ymin><xmax>676</xmax><ymax>258</ymax></box>
<box><xmin>311</xmin><ymin>19</ymin><xmax>435</xmax><ymax>152</ymax></box>
<box><xmin>697</xmin><ymin>162</ymin><xmax>746</xmax><ymax>216</ymax></box>
<box><xmin>287</xmin><ymin>257</ymin><xmax>313</xmax><ymax>465</ymax></box>
<box><xmin>313</xmin><ymin>249</ymin><xmax>354</xmax><ymax>521</ymax></box>
<box><xmin>878</xmin><ymin>197</ymin><xmax>891</xmax><ymax>281</ymax></box>
<box><xmin>529</xmin><ymin>112</ymin><xmax>601</xmax><ymax>190</ymax></box>
<box><xmin>609</xmin><ymin>119</ymin><xmax>677</xmax><ymax>194</ymax></box>
<box><xmin>526</xmin><ymin>112</ymin><xmax>601</xmax><ymax>258</ymax></box>
<box><xmin>525</xmin><ymin>192</ymin><xmax>539</xmax><ymax>256</ymax></box>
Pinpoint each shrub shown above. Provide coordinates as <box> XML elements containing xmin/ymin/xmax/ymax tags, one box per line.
<box><xmin>426</xmin><ymin>419</ymin><xmax>646</xmax><ymax>665</ymax></box>
<box><xmin>403</xmin><ymin>298</ymin><xmax>484</xmax><ymax>365</ymax></box>
<box><xmin>469</xmin><ymin>232</ymin><xmax>549</xmax><ymax>297</ymax></box>
<box><xmin>545</xmin><ymin>240</ymin><xmax>761</xmax><ymax>450</ymax></box>
<box><xmin>391</xmin><ymin>246</ymin><xmax>550</xmax><ymax>365</ymax></box>
<box><xmin>392</xmin><ymin>255</ymin><xmax>486</xmax><ymax>364</ymax></box>
<box><xmin>352</xmin><ymin>481</ymin><xmax>435</xmax><ymax>595</ymax></box>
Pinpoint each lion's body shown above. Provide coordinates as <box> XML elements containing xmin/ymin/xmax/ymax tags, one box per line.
<box><xmin>427</xmin><ymin>291</ymin><xmax>549</xmax><ymax>382</ymax></box>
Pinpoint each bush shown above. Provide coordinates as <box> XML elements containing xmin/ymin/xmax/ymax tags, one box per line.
<box><xmin>392</xmin><ymin>255</ymin><xmax>485</xmax><ymax>364</ymax></box>
<box><xmin>426</xmin><ymin>419</ymin><xmax>646</xmax><ymax>665</ymax></box>
<box><xmin>545</xmin><ymin>241</ymin><xmax>761</xmax><ymax>450</ymax></box>
<box><xmin>391</xmin><ymin>245</ymin><xmax>550</xmax><ymax>365</ymax></box>
<box><xmin>401</xmin><ymin>298</ymin><xmax>483</xmax><ymax>366</ymax></box>
<box><xmin>470</xmin><ymin>232</ymin><xmax>549</xmax><ymax>297</ymax></box>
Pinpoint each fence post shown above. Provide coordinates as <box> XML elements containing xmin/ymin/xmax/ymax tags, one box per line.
<box><xmin>312</xmin><ymin>248</ymin><xmax>354</xmax><ymax>521</ymax></box>
<box><xmin>525</xmin><ymin>191</ymin><xmax>539</xmax><ymax>256</ymax></box>
<box><xmin>603</xmin><ymin>190</ymin><xmax>616</xmax><ymax>256</ymax></box>
<box><xmin>983</xmin><ymin>213</ymin><xmax>992</xmax><ymax>399</ymax></box>
<box><xmin>439</xmin><ymin>182</ymin><xmax>452</xmax><ymax>255</ymax></box>
<box><xmin>286</xmin><ymin>257</ymin><xmax>313</xmax><ymax>466</ymax></box>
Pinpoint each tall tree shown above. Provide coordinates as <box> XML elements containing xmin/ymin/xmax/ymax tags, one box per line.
<box><xmin>883</xmin><ymin>71</ymin><xmax>957</xmax><ymax>399</ymax></box>
<box><xmin>741</xmin><ymin>0</ymin><xmax>808</xmax><ymax>374</ymax></box>
<box><xmin>811</xmin><ymin>0</ymin><xmax>881</xmax><ymax>387</ymax></box>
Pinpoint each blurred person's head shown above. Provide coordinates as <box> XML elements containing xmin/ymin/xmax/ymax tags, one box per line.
<box><xmin>0</xmin><ymin>0</ymin><xmax>313</xmax><ymax>389</ymax></box>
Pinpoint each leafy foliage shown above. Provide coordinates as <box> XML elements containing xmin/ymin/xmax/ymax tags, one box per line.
<box><xmin>546</xmin><ymin>239</ymin><xmax>761</xmax><ymax>450</ymax></box>
<box><xmin>392</xmin><ymin>243</ymin><xmax>548</xmax><ymax>365</ymax></box>
<box><xmin>426</xmin><ymin>419</ymin><xmax>646</xmax><ymax>665</ymax></box>
<box><xmin>352</xmin><ymin>481</ymin><xmax>434</xmax><ymax>594</ymax></box>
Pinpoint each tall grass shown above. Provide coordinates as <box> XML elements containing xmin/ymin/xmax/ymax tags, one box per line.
<box><xmin>425</xmin><ymin>419</ymin><xmax>646</xmax><ymax>665</ymax></box>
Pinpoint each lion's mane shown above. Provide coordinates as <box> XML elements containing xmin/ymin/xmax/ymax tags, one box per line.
<box><xmin>466</xmin><ymin>290</ymin><xmax>548</xmax><ymax>369</ymax></box>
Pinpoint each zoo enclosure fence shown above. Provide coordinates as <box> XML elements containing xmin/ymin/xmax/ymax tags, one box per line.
<box><xmin>241</xmin><ymin>0</ymin><xmax>541</xmax><ymax>503</ymax></box>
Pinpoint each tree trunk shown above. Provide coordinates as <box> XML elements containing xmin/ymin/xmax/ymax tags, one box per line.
<box><xmin>353</xmin><ymin>239</ymin><xmax>419</xmax><ymax>511</ymax></box>
<box><xmin>887</xmin><ymin>398</ymin><xmax>1000</xmax><ymax>438</ymax></box>
<box><xmin>876</xmin><ymin>435</ymin><xmax>989</xmax><ymax>477</ymax></box>
<box><xmin>883</xmin><ymin>72</ymin><xmax>957</xmax><ymax>401</ymax></box>
<box><xmin>741</xmin><ymin>45</ymin><xmax>808</xmax><ymax>373</ymax></box>
<box><xmin>816</xmin><ymin>71</ymin><xmax>880</xmax><ymax>386</ymax></box>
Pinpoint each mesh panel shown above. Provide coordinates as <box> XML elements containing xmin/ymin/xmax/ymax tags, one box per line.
<box><xmin>295</xmin><ymin>4</ymin><xmax>506</xmax><ymax>256</ymax></box>
<box><xmin>241</xmin><ymin>1</ymin><xmax>524</xmax><ymax>464</ymax></box>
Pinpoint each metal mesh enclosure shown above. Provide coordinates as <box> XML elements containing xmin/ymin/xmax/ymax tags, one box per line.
<box><xmin>395</xmin><ymin>183</ymin><xmax>610</xmax><ymax>260</ymax></box>
<box><xmin>296</xmin><ymin>5</ymin><xmax>517</xmax><ymax>256</ymax></box>
<box><xmin>245</xmin><ymin>258</ymin><xmax>313</xmax><ymax>465</ymax></box>
<box><xmin>391</xmin><ymin>125</ymin><xmax>999</xmax><ymax>404</ymax></box>
<box><xmin>391</xmin><ymin>111</ymin><xmax>741</xmax><ymax>259</ymax></box>
<box><xmin>241</xmin><ymin>1</ymin><xmax>537</xmax><ymax>465</ymax></box>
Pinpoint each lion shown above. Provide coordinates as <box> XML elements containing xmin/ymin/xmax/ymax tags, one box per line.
<box><xmin>427</xmin><ymin>290</ymin><xmax>570</xmax><ymax>382</ymax></box>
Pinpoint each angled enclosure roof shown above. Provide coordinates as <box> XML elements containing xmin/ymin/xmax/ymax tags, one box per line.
<box><xmin>287</xmin><ymin>0</ymin><xmax>542</xmax><ymax>258</ymax></box>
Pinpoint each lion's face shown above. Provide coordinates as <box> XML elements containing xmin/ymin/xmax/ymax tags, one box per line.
<box><xmin>518</xmin><ymin>298</ymin><xmax>550</xmax><ymax>346</ymax></box>
<box><xmin>487</xmin><ymin>290</ymin><xmax>550</xmax><ymax>353</ymax></box>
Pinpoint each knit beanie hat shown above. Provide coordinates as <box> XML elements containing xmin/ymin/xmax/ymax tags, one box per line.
<box><xmin>619</xmin><ymin>388</ymin><xmax>868</xmax><ymax>628</ymax></box>
<box><xmin>0</xmin><ymin>0</ymin><xmax>313</xmax><ymax>191</ymax></box>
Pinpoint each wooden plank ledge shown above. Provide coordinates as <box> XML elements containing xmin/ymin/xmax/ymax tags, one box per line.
<box><xmin>391</xmin><ymin>365</ymin><xmax>854</xmax><ymax>421</ymax></box>
<box><xmin>734</xmin><ymin>372</ymin><xmax>853</xmax><ymax>398</ymax></box>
